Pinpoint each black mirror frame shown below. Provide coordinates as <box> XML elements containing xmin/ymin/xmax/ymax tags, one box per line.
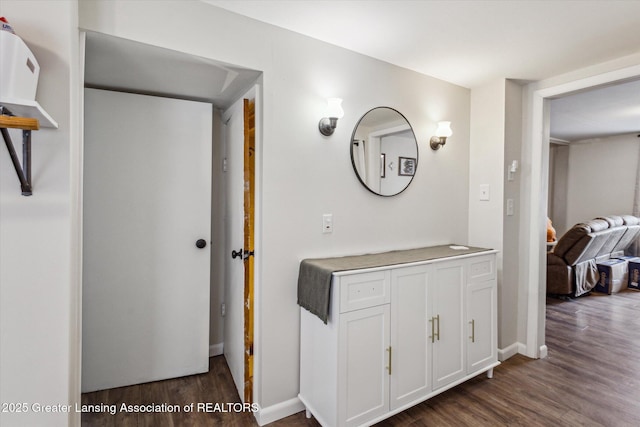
<box><xmin>350</xmin><ymin>107</ymin><xmax>419</xmax><ymax>197</ymax></box>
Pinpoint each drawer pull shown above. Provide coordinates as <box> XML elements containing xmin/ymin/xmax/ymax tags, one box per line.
<box><xmin>469</xmin><ymin>319</ymin><xmax>475</xmax><ymax>343</ymax></box>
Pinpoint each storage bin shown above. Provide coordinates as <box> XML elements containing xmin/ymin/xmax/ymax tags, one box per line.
<box><xmin>1</xmin><ymin>30</ymin><xmax>40</xmax><ymax>101</ymax></box>
<box><xmin>627</xmin><ymin>257</ymin><xmax>640</xmax><ymax>290</ymax></box>
<box><xmin>594</xmin><ymin>259</ymin><xmax>628</xmax><ymax>294</ymax></box>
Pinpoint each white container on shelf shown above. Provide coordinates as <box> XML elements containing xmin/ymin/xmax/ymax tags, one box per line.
<box><xmin>1</xmin><ymin>30</ymin><xmax>40</xmax><ymax>101</ymax></box>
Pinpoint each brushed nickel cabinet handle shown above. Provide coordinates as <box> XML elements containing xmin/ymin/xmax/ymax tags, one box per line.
<box><xmin>469</xmin><ymin>319</ymin><xmax>475</xmax><ymax>343</ymax></box>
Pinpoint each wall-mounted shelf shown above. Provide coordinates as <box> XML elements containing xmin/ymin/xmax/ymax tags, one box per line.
<box><xmin>0</xmin><ymin>101</ymin><xmax>56</xmax><ymax>196</ymax></box>
<box><xmin>0</xmin><ymin>98</ymin><xmax>58</xmax><ymax>128</ymax></box>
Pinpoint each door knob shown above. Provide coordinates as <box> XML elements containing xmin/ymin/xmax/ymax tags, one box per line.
<box><xmin>195</xmin><ymin>239</ymin><xmax>207</xmax><ymax>249</ymax></box>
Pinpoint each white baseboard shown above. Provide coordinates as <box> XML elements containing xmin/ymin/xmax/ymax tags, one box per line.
<box><xmin>498</xmin><ymin>342</ymin><xmax>521</xmax><ymax>361</ymax></box>
<box><xmin>254</xmin><ymin>397</ymin><xmax>305</xmax><ymax>426</ymax></box>
<box><xmin>209</xmin><ymin>342</ymin><xmax>223</xmax><ymax>357</ymax></box>
<box><xmin>539</xmin><ymin>344</ymin><xmax>548</xmax><ymax>359</ymax></box>
<box><xmin>517</xmin><ymin>342</ymin><xmax>528</xmax><ymax>356</ymax></box>
<box><xmin>500</xmin><ymin>341</ymin><xmax>545</xmax><ymax>360</ymax></box>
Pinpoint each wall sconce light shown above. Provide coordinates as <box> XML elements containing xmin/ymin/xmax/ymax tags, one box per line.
<box><xmin>430</xmin><ymin>121</ymin><xmax>453</xmax><ymax>150</ymax></box>
<box><xmin>318</xmin><ymin>98</ymin><xmax>344</xmax><ymax>136</ymax></box>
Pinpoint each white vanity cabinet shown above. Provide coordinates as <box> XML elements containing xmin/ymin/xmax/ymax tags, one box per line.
<box><xmin>299</xmin><ymin>249</ymin><xmax>498</xmax><ymax>427</ymax></box>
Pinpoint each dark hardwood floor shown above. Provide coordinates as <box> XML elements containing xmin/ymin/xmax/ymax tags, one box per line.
<box><xmin>82</xmin><ymin>289</ymin><xmax>640</xmax><ymax>426</ymax></box>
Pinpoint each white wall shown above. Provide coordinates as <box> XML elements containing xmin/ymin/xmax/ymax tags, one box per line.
<box><xmin>502</xmin><ymin>80</ymin><xmax>523</xmax><ymax>352</ymax></box>
<box><xmin>79</xmin><ymin>0</ymin><xmax>472</xmax><ymax>417</ymax></box>
<box><xmin>468</xmin><ymin>80</ymin><xmax>505</xmax><ymax>251</ymax></box>
<box><xmin>0</xmin><ymin>1</ymin><xmax>80</xmax><ymax>427</ymax></box>
<box><xmin>561</xmin><ymin>134</ymin><xmax>638</xmax><ymax>229</ymax></box>
<box><xmin>468</xmin><ymin>79</ymin><xmax>507</xmax><ymax>347</ymax></box>
<box><xmin>210</xmin><ymin>108</ymin><xmax>225</xmax><ymax>352</ymax></box>
<box><xmin>467</xmin><ymin>79</ymin><xmax>524</xmax><ymax>357</ymax></box>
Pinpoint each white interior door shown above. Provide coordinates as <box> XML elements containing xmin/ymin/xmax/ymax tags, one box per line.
<box><xmin>222</xmin><ymin>97</ymin><xmax>245</xmax><ymax>399</ymax></box>
<box><xmin>82</xmin><ymin>88</ymin><xmax>212</xmax><ymax>393</ymax></box>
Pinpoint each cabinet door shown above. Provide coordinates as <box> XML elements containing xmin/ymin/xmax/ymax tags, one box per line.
<box><xmin>466</xmin><ymin>279</ymin><xmax>497</xmax><ymax>373</ymax></box>
<box><xmin>430</xmin><ymin>261</ymin><xmax>466</xmax><ymax>390</ymax></box>
<box><xmin>338</xmin><ymin>304</ymin><xmax>390</xmax><ymax>427</ymax></box>
<box><xmin>390</xmin><ymin>265</ymin><xmax>431</xmax><ymax>410</ymax></box>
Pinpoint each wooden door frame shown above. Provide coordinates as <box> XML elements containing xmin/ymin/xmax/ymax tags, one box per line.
<box><xmin>221</xmin><ymin>84</ymin><xmax>260</xmax><ymax>405</ymax></box>
<box><xmin>243</xmin><ymin>97</ymin><xmax>256</xmax><ymax>403</ymax></box>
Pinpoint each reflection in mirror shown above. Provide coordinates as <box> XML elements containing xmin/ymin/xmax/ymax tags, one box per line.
<box><xmin>351</xmin><ymin>107</ymin><xmax>418</xmax><ymax>196</ymax></box>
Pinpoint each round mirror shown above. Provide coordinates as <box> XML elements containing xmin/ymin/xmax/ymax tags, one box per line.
<box><xmin>351</xmin><ymin>107</ymin><xmax>418</xmax><ymax>196</ymax></box>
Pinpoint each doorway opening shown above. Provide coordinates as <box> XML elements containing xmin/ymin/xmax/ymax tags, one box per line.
<box><xmin>81</xmin><ymin>30</ymin><xmax>262</xmax><ymax>401</ymax></box>
<box><xmin>221</xmin><ymin>88</ymin><xmax>259</xmax><ymax>403</ymax></box>
<box><xmin>547</xmin><ymin>78</ymin><xmax>640</xmax><ymax>235</ymax></box>
<box><xmin>523</xmin><ymin>63</ymin><xmax>640</xmax><ymax>359</ymax></box>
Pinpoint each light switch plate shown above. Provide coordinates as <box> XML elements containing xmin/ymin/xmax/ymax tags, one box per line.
<box><xmin>507</xmin><ymin>198</ymin><xmax>514</xmax><ymax>216</ymax></box>
<box><xmin>479</xmin><ymin>184</ymin><xmax>490</xmax><ymax>201</ymax></box>
<box><xmin>323</xmin><ymin>214</ymin><xmax>333</xmax><ymax>234</ymax></box>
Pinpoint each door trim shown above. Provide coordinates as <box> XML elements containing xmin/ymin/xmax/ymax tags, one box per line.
<box><xmin>523</xmin><ymin>63</ymin><xmax>640</xmax><ymax>359</ymax></box>
<box><xmin>243</xmin><ymin>97</ymin><xmax>256</xmax><ymax>403</ymax></box>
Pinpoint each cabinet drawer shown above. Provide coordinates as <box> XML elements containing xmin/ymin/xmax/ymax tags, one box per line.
<box><xmin>467</xmin><ymin>254</ymin><xmax>496</xmax><ymax>283</ymax></box>
<box><xmin>338</xmin><ymin>270</ymin><xmax>390</xmax><ymax>313</ymax></box>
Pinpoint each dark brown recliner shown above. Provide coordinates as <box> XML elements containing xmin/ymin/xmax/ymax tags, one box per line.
<box><xmin>546</xmin><ymin>215</ymin><xmax>640</xmax><ymax>297</ymax></box>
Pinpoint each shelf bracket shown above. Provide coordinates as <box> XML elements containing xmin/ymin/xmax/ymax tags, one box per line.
<box><xmin>1</xmin><ymin>113</ymin><xmax>39</xmax><ymax>196</ymax></box>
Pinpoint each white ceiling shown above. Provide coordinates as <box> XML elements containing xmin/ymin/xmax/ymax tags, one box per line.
<box><xmin>84</xmin><ymin>32</ymin><xmax>261</xmax><ymax>109</ymax></box>
<box><xmin>550</xmin><ymin>78</ymin><xmax>640</xmax><ymax>141</ymax></box>
<box><xmin>205</xmin><ymin>0</ymin><xmax>640</xmax><ymax>141</ymax></box>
